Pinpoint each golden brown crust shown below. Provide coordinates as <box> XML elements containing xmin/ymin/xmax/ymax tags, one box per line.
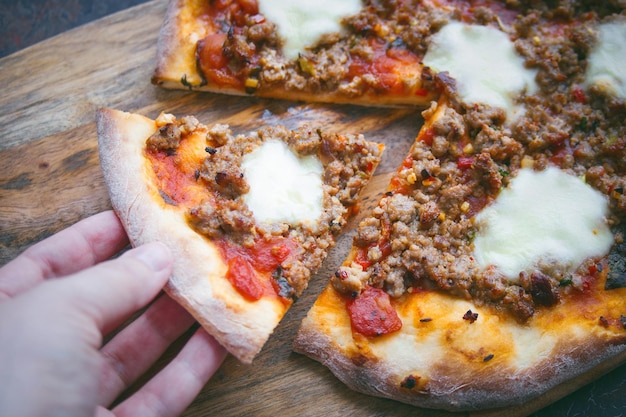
<box><xmin>293</xmin><ymin>284</ymin><xmax>626</xmax><ymax>411</ymax></box>
<box><xmin>96</xmin><ymin>107</ymin><xmax>287</xmax><ymax>364</ymax></box>
<box><xmin>152</xmin><ymin>0</ymin><xmax>208</xmax><ymax>88</ymax></box>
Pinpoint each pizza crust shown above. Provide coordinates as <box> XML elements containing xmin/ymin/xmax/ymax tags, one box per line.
<box><xmin>97</xmin><ymin>108</ymin><xmax>286</xmax><ymax>364</ymax></box>
<box><xmin>152</xmin><ymin>0</ymin><xmax>208</xmax><ymax>88</ymax></box>
<box><xmin>294</xmin><ymin>284</ymin><xmax>626</xmax><ymax>411</ymax></box>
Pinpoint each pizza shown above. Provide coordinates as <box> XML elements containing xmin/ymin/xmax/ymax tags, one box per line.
<box><xmin>96</xmin><ymin>108</ymin><xmax>383</xmax><ymax>364</ymax></box>
<box><xmin>143</xmin><ymin>0</ymin><xmax>626</xmax><ymax>411</ymax></box>
<box><xmin>151</xmin><ymin>0</ymin><xmax>440</xmax><ymax>105</ymax></box>
<box><xmin>276</xmin><ymin>1</ymin><xmax>625</xmax><ymax>411</ymax></box>
<box><xmin>293</xmin><ymin>95</ymin><xmax>626</xmax><ymax>411</ymax></box>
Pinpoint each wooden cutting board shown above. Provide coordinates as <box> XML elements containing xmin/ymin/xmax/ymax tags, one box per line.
<box><xmin>1</xmin><ymin>1</ymin><xmax>624</xmax><ymax>415</ymax></box>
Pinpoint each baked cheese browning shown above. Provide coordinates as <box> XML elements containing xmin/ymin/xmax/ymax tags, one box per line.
<box><xmin>145</xmin><ymin>113</ymin><xmax>383</xmax><ymax>301</ymax></box>
<box><xmin>584</xmin><ymin>22</ymin><xmax>626</xmax><ymax>100</ymax></box>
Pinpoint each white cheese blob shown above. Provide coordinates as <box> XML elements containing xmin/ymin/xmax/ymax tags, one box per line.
<box><xmin>473</xmin><ymin>167</ymin><xmax>613</xmax><ymax>282</ymax></box>
<box><xmin>258</xmin><ymin>0</ymin><xmax>362</xmax><ymax>60</ymax></box>
<box><xmin>242</xmin><ymin>140</ymin><xmax>324</xmax><ymax>227</ymax></box>
<box><xmin>423</xmin><ymin>22</ymin><xmax>538</xmax><ymax>121</ymax></box>
<box><xmin>584</xmin><ymin>21</ymin><xmax>626</xmax><ymax>100</ymax></box>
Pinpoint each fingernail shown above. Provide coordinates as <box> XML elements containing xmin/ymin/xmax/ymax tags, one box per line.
<box><xmin>129</xmin><ymin>242</ymin><xmax>172</xmax><ymax>271</ymax></box>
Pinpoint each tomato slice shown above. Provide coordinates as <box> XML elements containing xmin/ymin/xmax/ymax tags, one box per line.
<box><xmin>218</xmin><ymin>236</ymin><xmax>296</xmax><ymax>301</ymax></box>
<box><xmin>249</xmin><ymin>237</ymin><xmax>295</xmax><ymax>273</ymax></box>
<box><xmin>197</xmin><ymin>33</ymin><xmax>242</xmax><ymax>88</ymax></box>
<box><xmin>347</xmin><ymin>286</ymin><xmax>402</xmax><ymax>337</ymax></box>
<box><xmin>457</xmin><ymin>156</ymin><xmax>475</xmax><ymax>170</ymax></box>
<box><xmin>348</xmin><ymin>39</ymin><xmax>420</xmax><ymax>95</ymax></box>
<box><xmin>225</xmin><ymin>256</ymin><xmax>263</xmax><ymax>301</ymax></box>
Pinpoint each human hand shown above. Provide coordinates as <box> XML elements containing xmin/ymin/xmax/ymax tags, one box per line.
<box><xmin>0</xmin><ymin>211</ymin><xmax>227</xmax><ymax>417</ymax></box>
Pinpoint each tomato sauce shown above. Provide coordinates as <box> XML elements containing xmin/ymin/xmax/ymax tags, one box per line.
<box><xmin>420</xmin><ymin>127</ymin><xmax>435</xmax><ymax>147</ymax></box>
<box><xmin>225</xmin><ymin>256</ymin><xmax>264</xmax><ymax>301</ymax></box>
<box><xmin>354</xmin><ymin>218</ymin><xmax>392</xmax><ymax>270</ymax></box>
<box><xmin>457</xmin><ymin>156</ymin><xmax>475</xmax><ymax>170</ymax></box>
<box><xmin>465</xmin><ymin>195</ymin><xmax>489</xmax><ymax>218</ymax></box>
<box><xmin>388</xmin><ymin>155</ymin><xmax>416</xmax><ymax>195</ymax></box>
<box><xmin>549</xmin><ymin>139</ymin><xmax>574</xmax><ymax>167</ymax></box>
<box><xmin>211</xmin><ymin>0</ymin><xmax>259</xmax><ymax>26</ymax></box>
<box><xmin>218</xmin><ymin>236</ymin><xmax>296</xmax><ymax>301</ymax></box>
<box><xmin>147</xmin><ymin>150</ymin><xmax>202</xmax><ymax>206</ymax></box>
<box><xmin>196</xmin><ymin>0</ymin><xmax>262</xmax><ymax>88</ymax></box>
<box><xmin>197</xmin><ymin>33</ymin><xmax>243</xmax><ymax>89</ymax></box>
<box><xmin>348</xmin><ymin>38</ymin><xmax>420</xmax><ymax>95</ymax></box>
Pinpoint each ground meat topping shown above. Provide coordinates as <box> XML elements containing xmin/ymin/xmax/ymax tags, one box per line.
<box><xmin>331</xmin><ymin>2</ymin><xmax>626</xmax><ymax>322</ymax></box>
<box><xmin>195</xmin><ymin>0</ymin><xmax>458</xmax><ymax>97</ymax></box>
<box><xmin>150</xmin><ymin>116</ymin><xmax>382</xmax><ymax>300</ymax></box>
<box><xmin>190</xmin><ymin>1</ymin><xmax>626</xmax><ymax>319</ymax></box>
<box><xmin>146</xmin><ymin>123</ymin><xmax>182</xmax><ymax>152</ymax></box>
<box><xmin>146</xmin><ymin>115</ymin><xmax>201</xmax><ymax>152</ymax></box>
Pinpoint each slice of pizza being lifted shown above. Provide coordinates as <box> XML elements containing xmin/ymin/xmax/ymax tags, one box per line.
<box><xmin>294</xmin><ymin>10</ymin><xmax>626</xmax><ymax>412</ymax></box>
<box><xmin>96</xmin><ymin>108</ymin><xmax>383</xmax><ymax>363</ymax></box>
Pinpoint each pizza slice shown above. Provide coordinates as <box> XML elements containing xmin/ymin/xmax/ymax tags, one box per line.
<box><xmin>293</xmin><ymin>10</ymin><xmax>626</xmax><ymax>412</ymax></box>
<box><xmin>96</xmin><ymin>108</ymin><xmax>383</xmax><ymax>363</ymax></box>
<box><xmin>294</xmin><ymin>96</ymin><xmax>626</xmax><ymax>410</ymax></box>
<box><xmin>151</xmin><ymin>0</ymin><xmax>442</xmax><ymax>106</ymax></box>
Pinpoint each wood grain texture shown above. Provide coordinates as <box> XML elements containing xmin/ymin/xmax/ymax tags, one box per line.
<box><xmin>0</xmin><ymin>1</ymin><xmax>624</xmax><ymax>416</ymax></box>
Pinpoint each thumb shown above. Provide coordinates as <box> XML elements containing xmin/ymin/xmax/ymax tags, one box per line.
<box><xmin>54</xmin><ymin>241</ymin><xmax>174</xmax><ymax>336</ymax></box>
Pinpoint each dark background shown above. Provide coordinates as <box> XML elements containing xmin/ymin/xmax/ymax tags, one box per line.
<box><xmin>0</xmin><ymin>0</ymin><xmax>147</xmax><ymax>58</ymax></box>
<box><xmin>0</xmin><ymin>1</ymin><xmax>624</xmax><ymax>416</ymax></box>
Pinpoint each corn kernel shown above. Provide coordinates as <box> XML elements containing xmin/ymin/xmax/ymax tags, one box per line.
<box><xmin>422</xmin><ymin>178</ymin><xmax>436</xmax><ymax>187</ymax></box>
<box><xmin>463</xmin><ymin>143</ymin><xmax>474</xmax><ymax>154</ymax></box>
<box><xmin>460</xmin><ymin>201</ymin><xmax>470</xmax><ymax>213</ymax></box>
<box><xmin>521</xmin><ymin>155</ymin><xmax>534</xmax><ymax>169</ymax></box>
<box><xmin>407</xmin><ymin>172</ymin><xmax>417</xmax><ymax>185</ymax></box>
<box><xmin>245</xmin><ymin>78</ymin><xmax>259</xmax><ymax>89</ymax></box>
<box><xmin>438</xmin><ymin>212</ymin><xmax>446</xmax><ymax>221</ymax></box>
<box><xmin>374</xmin><ymin>23</ymin><xmax>390</xmax><ymax>37</ymax></box>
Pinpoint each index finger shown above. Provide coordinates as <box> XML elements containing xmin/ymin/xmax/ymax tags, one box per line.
<box><xmin>0</xmin><ymin>210</ymin><xmax>129</xmax><ymax>300</ymax></box>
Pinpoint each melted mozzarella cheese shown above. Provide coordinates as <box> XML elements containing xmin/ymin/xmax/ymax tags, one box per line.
<box><xmin>423</xmin><ymin>22</ymin><xmax>537</xmax><ymax>121</ymax></box>
<box><xmin>258</xmin><ymin>0</ymin><xmax>362</xmax><ymax>60</ymax></box>
<box><xmin>242</xmin><ymin>140</ymin><xmax>324</xmax><ymax>227</ymax></box>
<box><xmin>584</xmin><ymin>21</ymin><xmax>626</xmax><ymax>100</ymax></box>
<box><xmin>473</xmin><ymin>167</ymin><xmax>613</xmax><ymax>282</ymax></box>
